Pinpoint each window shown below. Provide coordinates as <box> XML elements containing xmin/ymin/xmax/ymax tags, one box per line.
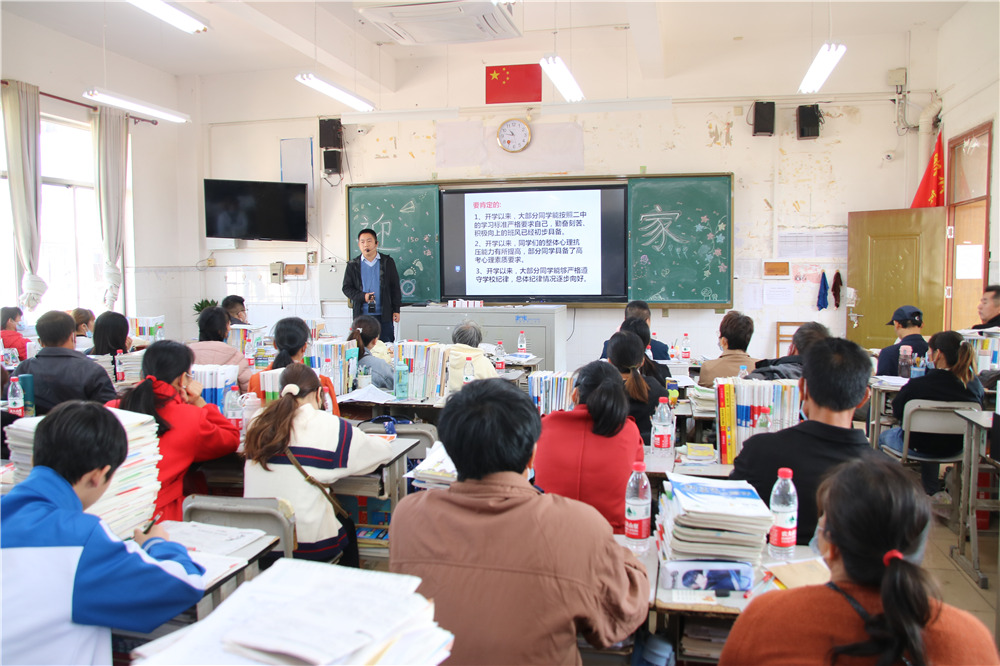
<box><xmin>0</xmin><ymin>116</ymin><xmax>113</xmax><ymax>320</ymax></box>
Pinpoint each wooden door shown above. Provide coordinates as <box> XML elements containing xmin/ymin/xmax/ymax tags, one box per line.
<box><xmin>949</xmin><ymin>199</ymin><xmax>990</xmax><ymax>329</ymax></box>
<box><xmin>846</xmin><ymin>208</ymin><xmax>948</xmax><ymax>349</ymax></box>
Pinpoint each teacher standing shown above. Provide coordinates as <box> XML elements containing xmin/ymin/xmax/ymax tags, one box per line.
<box><xmin>342</xmin><ymin>229</ymin><xmax>401</xmax><ymax>343</ymax></box>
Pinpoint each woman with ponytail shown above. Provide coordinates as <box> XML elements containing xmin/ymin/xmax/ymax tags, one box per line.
<box><xmin>243</xmin><ymin>363</ymin><xmax>393</xmax><ymax>564</ymax></box>
<box><xmin>607</xmin><ymin>331</ymin><xmax>669</xmax><ymax>447</ymax></box>
<box><xmin>108</xmin><ymin>340</ymin><xmax>240</xmax><ymax>522</ymax></box>
<box><xmin>348</xmin><ymin>315</ymin><xmax>393</xmax><ymax>389</ymax></box>
<box><xmin>534</xmin><ymin>361</ymin><xmax>643</xmax><ymax>533</ymax></box>
<box><xmin>879</xmin><ymin>330</ymin><xmax>984</xmax><ymax>495</ymax></box>
<box><xmin>721</xmin><ymin>457</ymin><xmax>998</xmax><ymax>665</ymax></box>
<box><xmin>247</xmin><ymin>317</ymin><xmax>340</xmax><ymax>415</ymax></box>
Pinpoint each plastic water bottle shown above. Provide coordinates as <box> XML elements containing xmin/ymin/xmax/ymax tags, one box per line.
<box><xmin>681</xmin><ymin>333</ymin><xmax>691</xmax><ymax>360</ymax></box>
<box><xmin>240</xmin><ymin>392</ymin><xmax>261</xmax><ymax>432</ymax></box>
<box><xmin>321</xmin><ymin>357</ymin><xmax>334</xmax><ymax>379</ymax></box>
<box><xmin>625</xmin><ymin>462</ymin><xmax>651</xmax><ymax>554</ymax></box>
<box><xmin>115</xmin><ymin>349</ymin><xmax>125</xmax><ymax>381</ymax></box>
<box><xmin>224</xmin><ymin>386</ymin><xmax>242</xmax><ymax>431</ymax></box>
<box><xmin>395</xmin><ymin>360</ymin><xmax>409</xmax><ymax>400</ymax></box>
<box><xmin>898</xmin><ymin>345</ymin><xmax>912</xmax><ymax>379</ymax></box>
<box><xmin>768</xmin><ymin>467</ymin><xmax>798</xmax><ymax>559</ymax></box>
<box><xmin>517</xmin><ymin>330</ymin><xmax>527</xmax><ymax>354</ymax></box>
<box><xmin>738</xmin><ymin>365</ymin><xmax>749</xmax><ymax>378</ymax></box>
<box><xmin>463</xmin><ymin>357</ymin><xmax>475</xmax><ymax>385</ymax></box>
<box><xmin>757</xmin><ymin>406</ymin><xmax>772</xmax><ymax>434</ymax></box>
<box><xmin>650</xmin><ymin>397</ymin><xmax>675</xmax><ymax>468</ymax></box>
<box><xmin>323</xmin><ymin>387</ymin><xmax>335</xmax><ymax>412</ymax></box>
<box><xmin>7</xmin><ymin>376</ymin><xmax>24</xmax><ymax>417</ymax></box>
<box><xmin>495</xmin><ymin>341</ymin><xmax>506</xmax><ymax>370</ymax></box>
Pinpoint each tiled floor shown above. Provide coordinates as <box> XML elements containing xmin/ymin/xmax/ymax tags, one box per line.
<box><xmin>926</xmin><ymin>518</ymin><xmax>997</xmax><ymax>637</ymax></box>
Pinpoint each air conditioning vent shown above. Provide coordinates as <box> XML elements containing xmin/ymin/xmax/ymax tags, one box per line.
<box><xmin>359</xmin><ymin>0</ymin><xmax>521</xmax><ymax>45</ymax></box>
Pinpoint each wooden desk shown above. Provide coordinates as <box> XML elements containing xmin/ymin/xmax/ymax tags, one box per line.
<box><xmin>952</xmin><ymin>410</ymin><xmax>996</xmax><ymax>591</ymax></box>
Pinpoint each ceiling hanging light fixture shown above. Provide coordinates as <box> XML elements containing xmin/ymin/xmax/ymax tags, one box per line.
<box><xmin>798</xmin><ymin>2</ymin><xmax>845</xmax><ymax>94</ymax></box>
<box><xmin>82</xmin><ymin>87</ymin><xmax>191</xmax><ymax>123</ymax></box>
<box><xmin>539</xmin><ymin>55</ymin><xmax>584</xmax><ymax>103</ymax></box>
<box><xmin>126</xmin><ymin>0</ymin><xmax>208</xmax><ymax>34</ymax></box>
<box><xmin>296</xmin><ymin>73</ymin><xmax>375</xmax><ymax>112</ymax></box>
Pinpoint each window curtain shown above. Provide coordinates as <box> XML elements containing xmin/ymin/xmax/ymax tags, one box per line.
<box><xmin>1</xmin><ymin>80</ymin><xmax>47</xmax><ymax>309</ymax></box>
<box><xmin>93</xmin><ymin>106</ymin><xmax>128</xmax><ymax>310</ymax></box>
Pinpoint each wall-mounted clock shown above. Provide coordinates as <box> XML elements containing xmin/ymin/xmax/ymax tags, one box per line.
<box><xmin>497</xmin><ymin>118</ymin><xmax>531</xmax><ymax>153</ymax></box>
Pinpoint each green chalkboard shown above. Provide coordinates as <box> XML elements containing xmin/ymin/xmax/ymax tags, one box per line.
<box><xmin>628</xmin><ymin>175</ymin><xmax>733</xmax><ymax>306</ymax></box>
<box><xmin>348</xmin><ymin>185</ymin><xmax>440</xmax><ymax>303</ymax></box>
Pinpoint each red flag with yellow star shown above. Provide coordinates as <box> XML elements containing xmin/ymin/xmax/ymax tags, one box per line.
<box><xmin>485</xmin><ymin>64</ymin><xmax>542</xmax><ymax>104</ymax></box>
<box><xmin>911</xmin><ymin>131</ymin><xmax>945</xmax><ymax>208</ymax></box>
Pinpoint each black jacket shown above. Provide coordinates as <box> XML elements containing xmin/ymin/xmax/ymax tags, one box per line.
<box><xmin>877</xmin><ymin>333</ymin><xmax>929</xmax><ymax>376</ymax></box>
<box><xmin>730</xmin><ymin>420</ymin><xmax>873</xmax><ymax>545</ymax></box>
<box><xmin>11</xmin><ymin>347</ymin><xmax>117</xmax><ymax>414</ymax></box>
<box><xmin>891</xmin><ymin>368</ymin><xmax>983</xmax><ymax>456</ymax></box>
<box><xmin>627</xmin><ymin>376</ymin><xmax>671</xmax><ymax>447</ymax></box>
<box><xmin>748</xmin><ymin>355</ymin><xmax>802</xmax><ymax>380</ymax></box>
<box><xmin>972</xmin><ymin>313</ymin><xmax>1000</xmax><ymax>330</ymax></box>
<box><xmin>342</xmin><ymin>252</ymin><xmax>402</xmax><ymax>321</ymax></box>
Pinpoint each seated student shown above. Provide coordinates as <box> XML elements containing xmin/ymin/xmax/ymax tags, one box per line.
<box><xmin>973</xmin><ymin>285</ymin><xmax>1000</xmax><ymax>330</ymax></box>
<box><xmin>699</xmin><ymin>310</ymin><xmax>758</xmax><ymax>387</ymax></box>
<box><xmin>348</xmin><ymin>315</ymin><xmax>394</xmax><ymax>390</ymax></box>
<box><xmin>390</xmin><ymin>378</ymin><xmax>649</xmax><ymax>664</ymax></box>
<box><xmin>720</xmin><ymin>458</ymin><xmax>1000</xmax><ymax>665</ymax></box>
<box><xmin>73</xmin><ymin>307</ymin><xmax>96</xmax><ymax>338</ymax></box>
<box><xmin>244</xmin><ymin>363</ymin><xmax>392</xmax><ymax>564</ymax></box>
<box><xmin>877</xmin><ymin>305</ymin><xmax>928</xmax><ymax>376</ymax></box>
<box><xmin>109</xmin><ymin>340</ymin><xmax>240</xmax><ymax>522</ymax></box>
<box><xmin>619</xmin><ymin>316</ymin><xmax>671</xmax><ymax>386</ymax></box>
<box><xmin>187</xmin><ymin>306</ymin><xmax>252</xmax><ymax>392</ymax></box>
<box><xmin>879</xmin><ymin>331</ymin><xmax>984</xmax><ymax>496</ymax></box>
<box><xmin>731</xmin><ymin>337</ymin><xmax>873</xmax><ymax>545</ymax></box>
<box><xmin>85</xmin><ymin>310</ymin><xmax>133</xmax><ymax>356</ymax></box>
<box><xmin>221</xmin><ymin>294</ymin><xmax>248</xmax><ymax>325</ymax></box>
<box><xmin>1</xmin><ymin>401</ymin><xmax>205</xmax><ymax>665</ymax></box>
<box><xmin>607</xmin><ymin>330</ymin><xmax>669</xmax><ymax>447</ymax></box>
<box><xmin>247</xmin><ymin>317</ymin><xmax>340</xmax><ymax>416</ymax></box>
<box><xmin>600</xmin><ymin>300</ymin><xmax>670</xmax><ymax>360</ymax></box>
<box><xmin>446</xmin><ymin>319</ymin><xmax>498</xmax><ymax>393</ymax></box>
<box><xmin>748</xmin><ymin>321</ymin><xmax>829</xmax><ymax>380</ymax></box>
<box><xmin>1</xmin><ymin>306</ymin><xmax>28</xmax><ymax>361</ymax></box>
<box><xmin>534</xmin><ymin>361</ymin><xmax>643</xmax><ymax>534</ymax></box>
<box><xmin>11</xmin><ymin>310</ymin><xmax>116</xmax><ymax>413</ymax></box>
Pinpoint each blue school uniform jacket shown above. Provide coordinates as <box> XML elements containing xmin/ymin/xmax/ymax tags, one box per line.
<box><xmin>1</xmin><ymin>466</ymin><xmax>205</xmax><ymax>665</ymax></box>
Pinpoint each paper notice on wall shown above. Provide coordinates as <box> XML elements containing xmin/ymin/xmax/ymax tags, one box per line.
<box><xmin>763</xmin><ymin>283</ymin><xmax>795</xmax><ymax>306</ymax></box>
<box><xmin>742</xmin><ymin>282</ymin><xmax>764</xmax><ymax>311</ymax></box>
<box><xmin>777</xmin><ymin>231</ymin><xmax>848</xmax><ymax>259</ymax></box>
<box><xmin>955</xmin><ymin>245</ymin><xmax>984</xmax><ymax>280</ymax></box>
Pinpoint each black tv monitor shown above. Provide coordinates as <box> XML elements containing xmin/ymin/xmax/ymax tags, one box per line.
<box><xmin>440</xmin><ymin>184</ymin><xmax>628</xmax><ymax>303</ymax></box>
<box><xmin>204</xmin><ymin>179</ymin><xmax>307</xmax><ymax>242</ymax></box>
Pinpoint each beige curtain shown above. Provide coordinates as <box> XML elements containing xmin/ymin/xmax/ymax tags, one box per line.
<box><xmin>93</xmin><ymin>106</ymin><xmax>129</xmax><ymax>309</ymax></box>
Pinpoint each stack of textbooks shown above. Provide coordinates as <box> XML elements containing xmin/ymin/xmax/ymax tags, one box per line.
<box><xmin>356</xmin><ymin>524</ymin><xmax>390</xmax><ymax>560</ymax></box>
<box><xmin>656</xmin><ymin>472</ymin><xmax>772</xmax><ymax>568</ymax></box>
<box><xmin>5</xmin><ymin>407</ymin><xmax>162</xmax><ymax>539</ymax></box>
<box><xmin>308</xmin><ymin>339</ymin><xmax>359</xmax><ymax>395</ymax></box>
<box><xmin>527</xmin><ymin>371</ymin><xmax>574</xmax><ymax>415</ymax></box>
<box><xmin>962</xmin><ymin>330</ymin><xmax>1000</xmax><ymax>372</ymax></box>
<box><xmin>687</xmin><ymin>384</ymin><xmax>717</xmax><ymax>416</ymax></box>
<box><xmin>396</xmin><ymin>341</ymin><xmax>448</xmax><ymax>401</ymax></box>
<box><xmin>681</xmin><ymin>619</ymin><xmax>732</xmax><ymax>661</ymax></box>
<box><xmin>116</xmin><ymin>350</ymin><xmax>146</xmax><ymax>384</ymax></box>
<box><xmin>256</xmin><ymin>368</ymin><xmax>284</xmax><ymax>404</ymax></box>
<box><xmin>227</xmin><ymin>325</ymin><xmax>266</xmax><ymax>361</ymax></box>
<box><xmin>715</xmin><ymin>378</ymin><xmax>800</xmax><ymax>464</ymax></box>
<box><xmin>128</xmin><ymin>316</ymin><xmax>165</xmax><ymax>345</ymax></box>
<box><xmin>191</xmin><ymin>364</ymin><xmax>239</xmax><ymax>411</ymax></box>
<box><xmin>406</xmin><ymin>442</ymin><xmax>457</xmax><ymax>490</ymax></box>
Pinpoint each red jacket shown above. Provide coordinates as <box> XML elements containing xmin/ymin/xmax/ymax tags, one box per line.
<box><xmin>1</xmin><ymin>329</ymin><xmax>29</xmax><ymax>362</ymax></box>
<box><xmin>533</xmin><ymin>404</ymin><xmax>644</xmax><ymax>534</ymax></box>
<box><xmin>108</xmin><ymin>378</ymin><xmax>240</xmax><ymax>522</ymax></box>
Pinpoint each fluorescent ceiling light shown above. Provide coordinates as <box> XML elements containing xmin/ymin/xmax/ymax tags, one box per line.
<box><xmin>341</xmin><ymin>108</ymin><xmax>460</xmax><ymax>124</ymax></box>
<box><xmin>127</xmin><ymin>0</ymin><xmax>208</xmax><ymax>34</ymax></box>
<box><xmin>798</xmin><ymin>43</ymin><xmax>846</xmax><ymax>94</ymax></box>
<box><xmin>296</xmin><ymin>73</ymin><xmax>375</xmax><ymax>113</ymax></box>
<box><xmin>82</xmin><ymin>87</ymin><xmax>190</xmax><ymax>123</ymax></box>
<box><xmin>539</xmin><ymin>55</ymin><xmax>584</xmax><ymax>103</ymax></box>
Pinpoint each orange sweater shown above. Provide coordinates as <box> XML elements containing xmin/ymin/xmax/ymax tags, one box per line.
<box><xmin>720</xmin><ymin>581</ymin><xmax>999</xmax><ymax>665</ymax></box>
<box><xmin>247</xmin><ymin>362</ymin><xmax>340</xmax><ymax>417</ymax></box>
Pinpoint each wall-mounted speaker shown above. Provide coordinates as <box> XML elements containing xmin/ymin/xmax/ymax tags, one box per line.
<box><xmin>752</xmin><ymin>101</ymin><xmax>775</xmax><ymax>136</ymax></box>
<box><xmin>319</xmin><ymin>118</ymin><xmax>343</xmax><ymax>150</ymax></box>
<box><xmin>797</xmin><ymin>105</ymin><xmax>821</xmax><ymax>140</ymax></box>
<box><xmin>323</xmin><ymin>149</ymin><xmax>342</xmax><ymax>175</ymax></box>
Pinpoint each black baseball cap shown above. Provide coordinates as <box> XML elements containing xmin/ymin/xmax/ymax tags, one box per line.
<box><xmin>887</xmin><ymin>305</ymin><xmax>923</xmax><ymax>326</ymax></box>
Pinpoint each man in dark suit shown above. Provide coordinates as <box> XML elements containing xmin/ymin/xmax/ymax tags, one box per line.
<box><xmin>730</xmin><ymin>337</ymin><xmax>874</xmax><ymax>544</ymax></box>
<box><xmin>341</xmin><ymin>229</ymin><xmax>402</xmax><ymax>343</ymax></box>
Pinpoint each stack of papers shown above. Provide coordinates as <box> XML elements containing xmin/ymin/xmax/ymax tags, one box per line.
<box><xmin>133</xmin><ymin>558</ymin><xmax>454</xmax><ymax>665</ymax></box>
<box><xmin>116</xmin><ymin>350</ymin><xmax>146</xmax><ymax>384</ymax></box>
<box><xmin>527</xmin><ymin>371</ymin><xmax>574</xmax><ymax>415</ymax></box>
<box><xmin>338</xmin><ymin>384</ymin><xmax>396</xmax><ymax>404</ymax></box>
<box><xmin>406</xmin><ymin>442</ymin><xmax>457</xmax><ymax>490</ymax></box>
<box><xmin>88</xmin><ymin>354</ymin><xmax>117</xmax><ymax>383</ymax></box>
<box><xmin>687</xmin><ymin>384</ymin><xmax>717</xmax><ymax>416</ymax></box>
<box><xmin>681</xmin><ymin>619</ymin><xmax>731</xmax><ymax>661</ymax></box>
<box><xmin>656</xmin><ymin>472</ymin><xmax>771</xmax><ymax>566</ymax></box>
<box><xmin>159</xmin><ymin>521</ymin><xmax>268</xmax><ymax>588</ymax></box>
<box><xmin>6</xmin><ymin>408</ymin><xmax>162</xmax><ymax>538</ymax></box>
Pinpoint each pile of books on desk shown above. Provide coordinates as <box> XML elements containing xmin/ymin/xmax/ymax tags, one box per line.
<box><xmin>656</xmin><ymin>472</ymin><xmax>771</xmax><ymax>567</ymax></box>
<box><xmin>397</xmin><ymin>341</ymin><xmax>449</xmax><ymax>401</ymax></box>
<box><xmin>116</xmin><ymin>350</ymin><xmax>146</xmax><ymax>384</ymax></box>
<box><xmin>527</xmin><ymin>371</ymin><xmax>574</xmax><ymax>415</ymax></box>
<box><xmin>191</xmin><ymin>365</ymin><xmax>239</xmax><ymax>411</ymax></box>
<box><xmin>308</xmin><ymin>339</ymin><xmax>359</xmax><ymax>395</ymax></box>
<box><xmin>687</xmin><ymin>384</ymin><xmax>717</xmax><ymax>416</ymax></box>
<box><xmin>133</xmin><ymin>559</ymin><xmax>454</xmax><ymax>665</ymax></box>
<box><xmin>406</xmin><ymin>442</ymin><xmax>457</xmax><ymax>490</ymax></box>
<box><xmin>5</xmin><ymin>407</ymin><xmax>161</xmax><ymax>539</ymax></box>
<box><xmin>715</xmin><ymin>378</ymin><xmax>800</xmax><ymax>463</ymax></box>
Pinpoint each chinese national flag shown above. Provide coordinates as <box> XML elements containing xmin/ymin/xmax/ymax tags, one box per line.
<box><xmin>485</xmin><ymin>64</ymin><xmax>542</xmax><ymax>104</ymax></box>
<box><xmin>911</xmin><ymin>131</ymin><xmax>945</xmax><ymax>208</ymax></box>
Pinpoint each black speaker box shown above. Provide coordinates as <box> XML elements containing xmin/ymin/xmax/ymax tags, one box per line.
<box><xmin>752</xmin><ymin>101</ymin><xmax>775</xmax><ymax>136</ymax></box>
<box><xmin>797</xmin><ymin>105</ymin><xmax>821</xmax><ymax>140</ymax></box>
<box><xmin>323</xmin><ymin>149</ymin><xmax>342</xmax><ymax>174</ymax></box>
<box><xmin>319</xmin><ymin>118</ymin><xmax>343</xmax><ymax>150</ymax></box>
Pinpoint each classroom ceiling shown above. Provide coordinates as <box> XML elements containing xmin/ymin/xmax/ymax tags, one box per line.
<box><xmin>4</xmin><ymin>0</ymin><xmax>965</xmax><ymax>95</ymax></box>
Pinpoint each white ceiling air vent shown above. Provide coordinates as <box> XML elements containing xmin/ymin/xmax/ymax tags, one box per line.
<box><xmin>358</xmin><ymin>1</ymin><xmax>520</xmax><ymax>45</ymax></box>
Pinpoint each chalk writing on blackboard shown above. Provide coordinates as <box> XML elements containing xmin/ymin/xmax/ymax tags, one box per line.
<box><xmin>639</xmin><ymin>206</ymin><xmax>687</xmax><ymax>251</ymax></box>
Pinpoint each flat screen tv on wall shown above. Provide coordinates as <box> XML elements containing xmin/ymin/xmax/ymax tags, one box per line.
<box><xmin>204</xmin><ymin>178</ymin><xmax>308</xmax><ymax>242</ymax></box>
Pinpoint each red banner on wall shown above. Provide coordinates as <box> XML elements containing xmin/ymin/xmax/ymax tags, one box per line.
<box><xmin>911</xmin><ymin>131</ymin><xmax>945</xmax><ymax>208</ymax></box>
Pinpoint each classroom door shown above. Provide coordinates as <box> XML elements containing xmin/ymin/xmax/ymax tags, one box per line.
<box><xmin>846</xmin><ymin>208</ymin><xmax>947</xmax><ymax>350</ymax></box>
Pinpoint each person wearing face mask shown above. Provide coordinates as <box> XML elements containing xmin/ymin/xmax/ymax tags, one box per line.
<box><xmin>1</xmin><ymin>306</ymin><xmax>28</xmax><ymax>362</ymax></box>
<box><xmin>730</xmin><ymin>337</ymin><xmax>874</xmax><ymax>544</ymax></box>
<box><xmin>72</xmin><ymin>308</ymin><xmax>97</xmax><ymax>352</ymax></box>
<box><xmin>699</xmin><ymin>310</ymin><xmax>757</xmax><ymax>387</ymax></box>
<box><xmin>720</xmin><ymin>457</ymin><xmax>999</xmax><ymax>665</ymax></box>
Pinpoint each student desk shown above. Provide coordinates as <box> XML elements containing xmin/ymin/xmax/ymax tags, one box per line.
<box><xmin>867</xmin><ymin>379</ymin><xmax>904</xmax><ymax>447</ymax></box>
<box><xmin>330</xmin><ymin>436</ymin><xmax>421</xmax><ymax>512</ymax></box>
<box><xmin>953</xmin><ymin>410</ymin><xmax>998</xmax><ymax>595</ymax></box>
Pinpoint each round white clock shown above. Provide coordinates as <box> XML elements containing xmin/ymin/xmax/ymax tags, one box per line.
<box><xmin>497</xmin><ymin>118</ymin><xmax>531</xmax><ymax>153</ymax></box>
